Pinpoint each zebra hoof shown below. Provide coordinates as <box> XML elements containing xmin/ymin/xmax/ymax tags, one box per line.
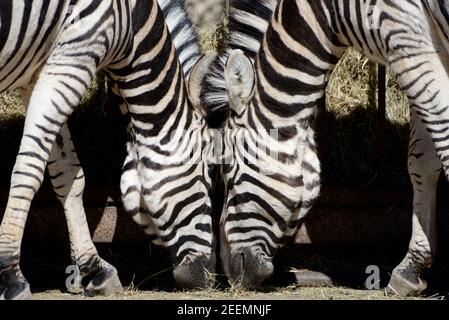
<box><xmin>386</xmin><ymin>270</ymin><xmax>427</xmax><ymax>297</ymax></box>
<box><xmin>85</xmin><ymin>264</ymin><xmax>124</xmax><ymax>296</ymax></box>
<box><xmin>0</xmin><ymin>280</ymin><xmax>32</xmax><ymax>300</ymax></box>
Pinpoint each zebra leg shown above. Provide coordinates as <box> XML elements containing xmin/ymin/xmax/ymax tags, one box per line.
<box><xmin>387</xmin><ymin>109</ymin><xmax>441</xmax><ymax>297</ymax></box>
<box><xmin>0</xmin><ymin>63</ymin><xmax>95</xmax><ymax>300</ymax></box>
<box><xmin>47</xmin><ymin>124</ymin><xmax>123</xmax><ymax>296</ymax></box>
<box><xmin>20</xmin><ymin>87</ymin><xmax>123</xmax><ymax>296</ymax></box>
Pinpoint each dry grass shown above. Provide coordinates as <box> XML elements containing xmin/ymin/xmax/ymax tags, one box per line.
<box><xmin>32</xmin><ymin>286</ymin><xmax>435</xmax><ymax>300</ymax></box>
<box><xmin>0</xmin><ymin>89</ymin><xmax>24</xmax><ymax>123</ymax></box>
<box><xmin>327</xmin><ymin>50</ymin><xmax>409</xmax><ymax>126</ymax></box>
<box><xmin>198</xmin><ymin>22</ymin><xmax>229</xmax><ymax>53</ymax></box>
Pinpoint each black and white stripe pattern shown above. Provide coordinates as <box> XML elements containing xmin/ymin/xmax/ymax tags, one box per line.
<box><xmin>0</xmin><ymin>0</ymin><xmax>213</xmax><ymax>299</ymax></box>
<box><xmin>118</xmin><ymin>0</ymin><xmax>217</xmax><ymax>290</ymax></box>
<box><xmin>200</xmin><ymin>0</ymin><xmax>277</xmax><ymax>128</ymax></box>
<box><xmin>210</xmin><ymin>0</ymin><xmax>449</xmax><ymax>294</ymax></box>
<box><xmin>159</xmin><ymin>0</ymin><xmax>203</xmax><ymax>77</ymax></box>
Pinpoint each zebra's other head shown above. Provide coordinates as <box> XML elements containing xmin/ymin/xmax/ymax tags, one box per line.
<box><xmin>120</xmin><ymin>53</ymin><xmax>219</xmax><ymax>289</ymax></box>
<box><xmin>171</xmin><ymin>52</ymin><xmax>221</xmax><ymax>289</ymax></box>
<box><xmin>218</xmin><ymin>50</ymin><xmax>313</xmax><ymax>288</ymax></box>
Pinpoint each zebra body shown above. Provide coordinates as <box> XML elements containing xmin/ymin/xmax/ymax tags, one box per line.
<box><xmin>210</xmin><ymin>0</ymin><xmax>447</xmax><ymax>294</ymax></box>
<box><xmin>0</xmin><ymin>0</ymin><xmax>214</xmax><ymax>299</ymax></box>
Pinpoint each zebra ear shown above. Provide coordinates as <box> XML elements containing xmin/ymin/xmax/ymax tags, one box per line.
<box><xmin>225</xmin><ymin>49</ymin><xmax>255</xmax><ymax>115</ymax></box>
<box><xmin>188</xmin><ymin>52</ymin><xmax>218</xmax><ymax>116</ymax></box>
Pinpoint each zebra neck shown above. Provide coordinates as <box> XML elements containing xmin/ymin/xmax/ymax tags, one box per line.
<box><xmin>111</xmin><ymin>0</ymin><xmax>198</xmax><ymax>142</ymax></box>
<box><xmin>248</xmin><ymin>53</ymin><xmax>326</xmax><ymax>130</ymax></box>
<box><xmin>127</xmin><ymin>66</ymin><xmax>197</xmax><ymax>143</ymax></box>
<box><xmin>240</xmin><ymin>0</ymin><xmax>347</xmax><ymax>131</ymax></box>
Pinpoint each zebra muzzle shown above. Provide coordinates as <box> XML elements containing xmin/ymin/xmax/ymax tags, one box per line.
<box><xmin>228</xmin><ymin>248</ymin><xmax>274</xmax><ymax>289</ymax></box>
<box><xmin>172</xmin><ymin>255</ymin><xmax>215</xmax><ymax>290</ymax></box>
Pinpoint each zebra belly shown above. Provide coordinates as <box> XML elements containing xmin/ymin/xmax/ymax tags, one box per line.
<box><xmin>0</xmin><ymin>60</ymin><xmax>46</xmax><ymax>92</ymax></box>
<box><xmin>0</xmin><ymin>36</ymin><xmax>57</xmax><ymax>92</ymax></box>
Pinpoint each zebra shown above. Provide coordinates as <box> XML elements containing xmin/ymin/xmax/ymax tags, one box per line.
<box><xmin>203</xmin><ymin>0</ymin><xmax>449</xmax><ymax>296</ymax></box>
<box><xmin>119</xmin><ymin>0</ymin><xmax>221</xmax><ymax>290</ymax></box>
<box><xmin>201</xmin><ymin>0</ymin><xmax>277</xmax><ymax>129</ymax></box>
<box><xmin>0</xmin><ymin>0</ymin><xmax>216</xmax><ymax>300</ymax></box>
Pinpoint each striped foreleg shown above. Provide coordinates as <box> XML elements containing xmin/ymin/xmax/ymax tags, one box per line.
<box><xmin>389</xmin><ymin>48</ymin><xmax>449</xmax><ymax>181</ymax></box>
<box><xmin>20</xmin><ymin>87</ymin><xmax>123</xmax><ymax>296</ymax></box>
<box><xmin>47</xmin><ymin>123</ymin><xmax>123</xmax><ymax>295</ymax></box>
<box><xmin>387</xmin><ymin>109</ymin><xmax>441</xmax><ymax>297</ymax></box>
<box><xmin>0</xmin><ymin>58</ymin><xmax>108</xmax><ymax>299</ymax></box>
<box><xmin>385</xmin><ymin>48</ymin><xmax>449</xmax><ymax>296</ymax></box>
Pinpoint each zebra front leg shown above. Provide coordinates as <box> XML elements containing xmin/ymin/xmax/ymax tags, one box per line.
<box><xmin>384</xmin><ymin>28</ymin><xmax>449</xmax><ymax>295</ymax></box>
<box><xmin>386</xmin><ymin>39</ymin><xmax>449</xmax><ymax>296</ymax></box>
<box><xmin>47</xmin><ymin>123</ymin><xmax>123</xmax><ymax>296</ymax></box>
<box><xmin>19</xmin><ymin>86</ymin><xmax>123</xmax><ymax>296</ymax></box>
<box><xmin>0</xmin><ymin>62</ymin><xmax>97</xmax><ymax>300</ymax></box>
<box><xmin>387</xmin><ymin>110</ymin><xmax>441</xmax><ymax>297</ymax></box>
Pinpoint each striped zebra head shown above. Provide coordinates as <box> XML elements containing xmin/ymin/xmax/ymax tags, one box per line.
<box><xmin>218</xmin><ymin>50</ymin><xmax>317</xmax><ymax>288</ymax></box>
<box><xmin>120</xmin><ymin>54</ymin><xmax>219</xmax><ymax>289</ymax></box>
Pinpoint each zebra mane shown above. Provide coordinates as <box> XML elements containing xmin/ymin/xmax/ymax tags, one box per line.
<box><xmin>201</xmin><ymin>0</ymin><xmax>277</xmax><ymax>128</ymax></box>
<box><xmin>159</xmin><ymin>0</ymin><xmax>203</xmax><ymax>77</ymax></box>
<box><xmin>228</xmin><ymin>0</ymin><xmax>277</xmax><ymax>57</ymax></box>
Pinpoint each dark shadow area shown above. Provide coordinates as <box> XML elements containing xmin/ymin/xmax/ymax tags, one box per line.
<box><xmin>21</xmin><ymin>242</ymin><xmax>176</xmax><ymax>293</ymax></box>
<box><xmin>318</xmin><ymin>104</ymin><xmax>410</xmax><ymax>187</ymax></box>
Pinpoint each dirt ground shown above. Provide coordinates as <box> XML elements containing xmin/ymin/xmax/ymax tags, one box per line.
<box><xmin>16</xmin><ymin>243</ymin><xmax>449</xmax><ymax>301</ymax></box>
<box><xmin>32</xmin><ymin>287</ymin><xmax>438</xmax><ymax>301</ymax></box>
